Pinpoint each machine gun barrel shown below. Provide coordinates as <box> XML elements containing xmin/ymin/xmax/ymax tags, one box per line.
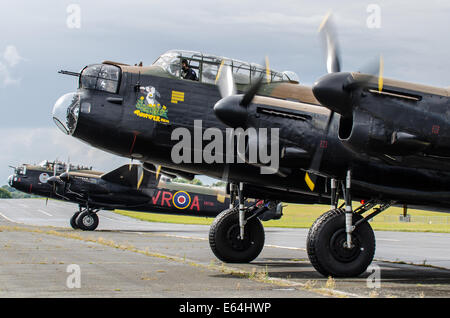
<box><xmin>58</xmin><ymin>70</ymin><xmax>80</xmax><ymax>77</ymax></box>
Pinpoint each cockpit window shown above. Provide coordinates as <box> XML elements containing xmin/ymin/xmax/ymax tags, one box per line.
<box><xmin>153</xmin><ymin>52</ymin><xmax>181</xmax><ymax>77</ymax></box>
<box><xmin>80</xmin><ymin>64</ymin><xmax>121</xmax><ymax>93</ymax></box>
<box><xmin>17</xmin><ymin>166</ymin><xmax>26</xmax><ymax>175</ymax></box>
<box><xmin>152</xmin><ymin>50</ymin><xmax>298</xmax><ymax>85</ymax></box>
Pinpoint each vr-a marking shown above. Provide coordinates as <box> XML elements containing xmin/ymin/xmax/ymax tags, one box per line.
<box><xmin>152</xmin><ymin>189</ymin><xmax>200</xmax><ymax>211</ymax></box>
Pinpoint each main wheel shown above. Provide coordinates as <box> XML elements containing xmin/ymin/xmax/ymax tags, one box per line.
<box><xmin>209</xmin><ymin>208</ymin><xmax>265</xmax><ymax>263</ymax></box>
<box><xmin>76</xmin><ymin>211</ymin><xmax>99</xmax><ymax>231</ymax></box>
<box><xmin>70</xmin><ymin>212</ymin><xmax>81</xmax><ymax>229</ymax></box>
<box><xmin>307</xmin><ymin>209</ymin><xmax>375</xmax><ymax>277</ymax></box>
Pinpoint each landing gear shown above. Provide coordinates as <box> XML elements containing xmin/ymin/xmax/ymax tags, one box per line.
<box><xmin>307</xmin><ymin>209</ymin><xmax>375</xmax><ymax>277</ymax></box>
<box><xmin>208</xmin><ymin>183</ymin><xmax>279</xmax><ymax>263</ymax></box>
<box><xmin>307</xmin><ymin>171</ymin><xmax>394</xmax><ymax>277</ymax></box>
<box><xmin>209</xmin><ymin>207</ymin><xmax>265</xmax><ymax>263</ymax></box>
<box><xmin>76</xmin><ymin>209</ymin><xmax>99</xmax><ymax>231</ymax></box>
<box><xmin>70</xmin><ymin>212</ymin><xmax>80</xmax><ymax>229</ymax></box>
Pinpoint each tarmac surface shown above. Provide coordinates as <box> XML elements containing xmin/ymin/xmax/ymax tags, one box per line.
<box><xmin>0</xmin><ymin>198</ymin><xmax>449</xmax><ymax>298</ymax></box>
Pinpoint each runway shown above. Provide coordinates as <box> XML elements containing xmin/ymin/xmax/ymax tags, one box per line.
<box><xmin>0</xmin><ymin>198</ymin><xmax>449</xmax><ymax>298</ymax></box>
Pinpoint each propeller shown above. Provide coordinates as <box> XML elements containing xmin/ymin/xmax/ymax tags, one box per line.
<box><xmin>313</xmin><ymin>12</ymin><xmax>384</xmax><ymax>116</ymax></box>
<box><xmin>214</xmin><ymin>57</ymin><xmax>272</xmax><ymax>181</ymax></box>
<box><xmin>304</xmin><ymin>13</ymin><xmax>341</xmax><ymax>191</ymax></box>
<box><xmin>46</xmin><ymin>160</ymin><xmax>60</xmax><ymax>203</ymax></box>
<box><xmin>214</xmin><ymin>57</ymin><xmax>271</xmax><ymax>128</ymax></box>
<box><xmin>306</xmin><ymin>12</ymin><xmax>384</xmax><ymax>191</ymax></box>
<box><xmin>137</xmin><ymin>163</ymin><xmax>144</xmax><ymax>189</ymax></box>
<box><xmin>59</xmin><ymin>158</ymin><xmax>71</xmax><ymax>183</ymax></box>
<box><xmin>319</xmin><ymin>12</ymin><xmax>341</xmax><ymax>74</ymax></box>
<box><xmin>215</xmin><ymin>60</ymin><xmax>236</xmax><ymax>99</ymax></box>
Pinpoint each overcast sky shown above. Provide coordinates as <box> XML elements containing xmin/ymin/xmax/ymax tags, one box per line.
<box><xmin>0</xmin><ymin>0</ymin><xmax>449</xmax><ymax>184</ymax></box>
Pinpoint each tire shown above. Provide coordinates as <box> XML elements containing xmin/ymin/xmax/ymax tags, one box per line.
<box><xmin>76</xmin><ymin>211</ymin><xmax>99</xmax><ymax>231</ymax></box>
<box><xmin>209</xmin><ymin>208</ymin><xmax>265</xmax><ymax>263</ymax></box>
<box><xmin>307</xmin><ymin>209</ymin><xmax>375</xmax><ymax>278</ymax></box>
<box><xmin>70</xmin><ymin>212</ymin><xmax>80</xmax><ymax>229</ymax></box>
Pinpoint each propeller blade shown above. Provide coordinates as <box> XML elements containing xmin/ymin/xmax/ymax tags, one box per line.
<box><xmin>305</xmin><ymin>111</ymin><xmax>334</xmax><ymax>191</ymax></box>
<box><xmin>137</xmin><ymin>164</ymin><xmax>144</xmax><ymax>189</ymax></box>
<box><xmin>46</xmin><ymin>198</ymin><xmax>48</xmax><ymax>206</ymax></box>
<box><xmin>240</xmin><ymin>56</ymin><xmax>270</xmax><ymax>107</ymax></box>
<box><xmin>66</xmin><ymin>156</ymin><xmax>70</xmax><ymax>173</ymax></box>
<box><xmin>155</xmin><ymin>165</ymin><xmax>161</xmax><ymax>180</ymax></box>
<box><xmin>215</xmin><ymin>60</ymin><xmax>236</xmax><ymax>99</ymax></box>
<box><xmin>319</xmin><ymin>12</ymin><xmax>341</xmax><ymax>74</ymax></box>
<box><xmin>264</xmin><ymin>56</ymin><xmax>271</xmax><ymax>84</ymax></box>
<box><xmin>378</xmin><ymin>55</ymin><xmax>384</xmax><ymax>92</ymax></box>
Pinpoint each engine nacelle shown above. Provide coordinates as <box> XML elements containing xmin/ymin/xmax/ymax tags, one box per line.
<box><xmin>338</xmin><ymin>110</ymin><xmax>430</xmax><ymax>156</ymax></box>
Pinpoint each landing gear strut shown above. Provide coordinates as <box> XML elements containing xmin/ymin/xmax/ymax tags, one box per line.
<box><xmin>307</xmin><ymin>171</ymin><xmax>394</xmax><ymax>277</ymax></box>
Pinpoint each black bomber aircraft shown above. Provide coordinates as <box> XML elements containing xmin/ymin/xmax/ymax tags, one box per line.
<box><xmin>9</xmin><ymin>160</ymin><xmax>280</xmax><ymax>231</ymax></box>
<box><xmin>52</xmin><ymin>14</ymin><xmax>450</xmax><ymax>277</ymax></box>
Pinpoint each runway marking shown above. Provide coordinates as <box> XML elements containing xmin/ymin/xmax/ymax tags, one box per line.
<box><xmin>101</xmin><ymin>216</ymin><xmax>120</xmax><ymax>222</ymax></box>
<box><xmin>377</xmin><ymin>238</ymin><xmax>401</xmax><ymax>242</ymax></box>
<box><xmin>37</xmin><ymin>209</ymin><xmax>53</xmax><ymax>217</ymax></box>
<box><xmin>0</xmin><ymin>212</ymin><xmax>16</xmax><ymax>223</ymax></box>
<box><xmin>19</xmin><ymin>204</ymin><xmax>28</xmax><ymax>208</ymax></box>
<box><xmin>159</xmin><ymin>234</ymin><xmax>307</xmax><ymax>251</ymax></box>
<box><xmin>265</xmin><ymin>244</ymin><xmax>306</xmax><ymax>251</ymax></box>
<box><xmin>162</xmin><ymin>234</ymin><xmax>207</xmax><ymax>241</ymax></box>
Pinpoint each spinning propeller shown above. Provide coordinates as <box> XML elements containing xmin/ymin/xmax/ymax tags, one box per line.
<box><xmin>214</xmin><ymin>56</ymin><xmax>271</xmax><ymax>127</ymax></box>
<box><xmin>129</xmin><ymin>160</ymin><xmax>146</xmax><ymax>190</ymax></box>
<box><xmin>305</xmin><ymin>12</ymin><xmax>384</xmax><ymax>191</ymax></box>
<box><xmin>214</xmin><ymin>57</ymin><xmax>271</xmax><ymax>180</ymax></box>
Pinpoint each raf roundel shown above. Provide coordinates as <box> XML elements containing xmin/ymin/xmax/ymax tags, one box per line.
<box><xmin>172</xmin><ymin>191</ymin><xmax>191</xmax><ymax>209</ymax></box>
<box><xmin>39</xmin><ymin>173</ymin><xmax>50</xmax><ymax>183</ymax></box>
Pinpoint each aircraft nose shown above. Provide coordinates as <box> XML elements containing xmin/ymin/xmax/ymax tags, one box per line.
<box><xmin>52</xmin><ymin>92</ymin><xmax>80</xmax><ymax>135</ymax></box>
<box><xmin>214</xmin><ymin>95</ymin><xmax>248</xmax><ymax>128</ymax></box>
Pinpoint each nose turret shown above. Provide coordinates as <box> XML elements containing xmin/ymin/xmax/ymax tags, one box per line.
<box><xmin>7</xmin><ymin>175</ymin><xmax>13</xmax><ymax>187</ymax></box>
<box><xmin>52</xmin><ymin>92</ymin><xmax>80</xmax><ymax>135</ymax></box>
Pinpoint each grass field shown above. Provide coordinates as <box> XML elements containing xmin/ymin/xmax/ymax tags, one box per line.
<box><xmin>115</xmin><ymin>203</ymin><xmax>450</xmax><ymax>233</ymax></box>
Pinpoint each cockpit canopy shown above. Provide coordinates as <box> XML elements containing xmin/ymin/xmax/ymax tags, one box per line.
<box><xmin>37</xmin><ymin>160</ymin><xmax>92</xmax><ymax>173</ymax></box>
<box><xmin>152</xmin><ymin>50</ymin><xmax>299</xmax><ymax>85</ymax></box>
<box><xmin>79</xmin><ymin>64</ymin><xmax>121</xmax><ymax>94</ymax></box>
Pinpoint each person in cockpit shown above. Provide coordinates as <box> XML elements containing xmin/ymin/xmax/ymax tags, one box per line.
<box><xmin>181</xmin><ymin>59</ymin><xmax>198</xmax><ymax>81</ymax></box>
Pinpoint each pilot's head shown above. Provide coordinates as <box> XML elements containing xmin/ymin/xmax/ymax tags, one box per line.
<box><xmin>181</xmin><ymin>59</ymin><xmax>189</xmax><ymax>71</ymax></box>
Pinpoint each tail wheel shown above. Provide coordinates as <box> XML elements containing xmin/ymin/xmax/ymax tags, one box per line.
<box><xmin>76</xmin><ymin>211</ymin><xmax>99</xmax><ymax>231</ymax></box>
<box><xmin>70</xmin><ymin>212</ymin><xmax>81</xmax><ymax>229</ymax></box>
<box><xmin>209</xmin><ymin>208</ymin><xmax>265</xmax><ymax>263</ymax></box>
<box><xmin>307</xmin><ymin>209</ymin><xmax>375</xmax><ymax>277</ymax></box>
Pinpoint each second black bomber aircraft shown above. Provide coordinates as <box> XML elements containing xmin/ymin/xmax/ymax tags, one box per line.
<box><xmin>9</xmin><ymin>160</ymin><xmax>283</xmax><ymax>231</ymax></box>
